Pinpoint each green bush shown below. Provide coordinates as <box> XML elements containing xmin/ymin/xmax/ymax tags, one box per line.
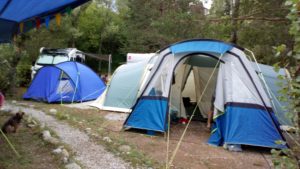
<box><xmin>0</xmin><ymin>62</ymin><xmax>10</xmax><ymax>92</ymax></box>
<box><xmin>0</xmin><ymin>45</ymin><xmax>15</xmax><ymax>93</ymax></box>
<box><xmin>17</xmin><ymin>64</ymin><xmax>32</xmax><ymax>87</ymax></box>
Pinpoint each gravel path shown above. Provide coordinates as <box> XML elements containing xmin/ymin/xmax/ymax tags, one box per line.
<box><xmin>2</xmin><ymin>103</ymin><xmax>130</xmax><ymax>169</ymax></box>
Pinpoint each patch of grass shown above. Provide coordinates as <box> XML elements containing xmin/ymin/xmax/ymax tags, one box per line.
<box><xmin>55</xmin><ymin>111</ymin><xmax>70</xmax><ymax>120</ymax></box>
<box><xmin>97</xmin><ymin>133</ymin><xmax>159</xmax><ymax>168</ymax></box>
<box><xmin>0</xmin><ymin>111</ymin><xmax>63</xmax><ymax>169</ymax></box>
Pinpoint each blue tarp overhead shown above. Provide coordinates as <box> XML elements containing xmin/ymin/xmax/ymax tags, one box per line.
<box><xmin>23</xmin><ymin>61</ymin><xmax>105</xmax><ymax>103</ymax></box>
<box><xmin>0</xmin><ymin>0</ymin><xmax>90</xmax><ymax>43</ymax></box>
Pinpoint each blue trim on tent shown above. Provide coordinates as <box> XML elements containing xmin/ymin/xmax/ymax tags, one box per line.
<box><xmin>227</xmin><ymin>51</ymin><xmax>286</xmax><ymax>142</ymax></box>
<box><xmin>124</xmin><ymin>98</ymin><xmax>168</xmax><ymax>132</ymax></box>
<box><xmin>159</xmin><ymin>39</ymin><xmax>244</xmax><ymax>53</ymax></box>
<box><xmin>141</xmin><ymin>96</ymin><xmax>168</xmax><ymax>101</ymax></box>
<box><xmin>170</xmin><ymin>41</ymin><xmax>233</xmax><ymax>55</ymax></box>
<box><xmin>208</xmin><ymin>106</ymin><xmax>286</xmax><ymax>149</ymax></box>
<box><xmin>225</xmin><ymin>102</ymin><xmax>273</xmax><ymax>112</ymax></box>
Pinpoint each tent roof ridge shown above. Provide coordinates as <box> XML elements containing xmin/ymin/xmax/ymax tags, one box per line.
<box><xmin>159</xmin><ymin>38</ymin><xmax>244</xmax><ymax>53</ymax></box>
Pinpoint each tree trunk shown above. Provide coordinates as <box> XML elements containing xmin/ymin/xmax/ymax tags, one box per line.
<box><xmin>230</xmin><ymin>0</ymin><xmax>240</xmax><ymax>44</ymax></box>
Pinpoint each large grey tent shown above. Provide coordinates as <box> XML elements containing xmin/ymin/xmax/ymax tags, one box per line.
<box><xmin>93</xmin><ymin>39</ymin><xmax>290</xmax><ymax>149</ymax></box>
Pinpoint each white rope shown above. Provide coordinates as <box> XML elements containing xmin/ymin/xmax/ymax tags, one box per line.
<box><xmin>245</xmin><ymin>48</ymin><xmax>300</xmax><ymax>147</ymax></box>
<box><xmin>167</xmin><ymin>54</ymin><xmax>223</xmax><ymax>168</ymax></box>
<box><xmin>80</xmin><ymin>86</ymin><xmax>106</xmax><ymax>103</ymax></box>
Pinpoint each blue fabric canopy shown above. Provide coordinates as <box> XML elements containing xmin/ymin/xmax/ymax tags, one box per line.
<box><xmin>0</xmin><ymin>0</ymin><xmax>90</xmax><ymax>43</ymax></box>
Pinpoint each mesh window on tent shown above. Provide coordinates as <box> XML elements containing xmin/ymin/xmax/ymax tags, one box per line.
<box><xmin>148</xmin><ymin>55</ymin><xmax>174</xmax><ymax>97</ymax></box>
<box><xmin>56</xmin><ymin>71</ymin><xmax>75</xmax><ymax>98</ymax></box>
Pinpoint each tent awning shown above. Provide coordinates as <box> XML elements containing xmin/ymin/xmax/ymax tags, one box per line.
<box><xmin>0</xmin><ymin>0</ymin><xmax>90</xmax><ymax>43</ymax></box>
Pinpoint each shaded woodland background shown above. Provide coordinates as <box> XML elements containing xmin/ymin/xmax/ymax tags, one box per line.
<box><xmin>0</xmin><ymin>0</ymin><xmax>294</xmax><ymax>91</ymax></box>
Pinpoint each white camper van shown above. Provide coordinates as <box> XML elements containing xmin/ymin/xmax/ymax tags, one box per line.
<box><xmin>31</xmin><ymin>48</ymin><xmax>85</xmax><ymax>79</ymax></box>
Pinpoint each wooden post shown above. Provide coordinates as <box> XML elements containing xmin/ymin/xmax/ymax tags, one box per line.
<box><xmin>108</xmin><ymin>54</ymin><xmax>112</xmax><ymax>76</ymax></box>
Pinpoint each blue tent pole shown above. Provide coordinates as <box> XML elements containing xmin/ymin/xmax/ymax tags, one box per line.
<box><xmin>60</xmin><ymin>71</ymin><xmax>64</xmax><ymax>105</ymax></box>
<box><xmin>71</xmin><ymin>72</ymin><xmax>80</xmax><ymax>103</ymax></box>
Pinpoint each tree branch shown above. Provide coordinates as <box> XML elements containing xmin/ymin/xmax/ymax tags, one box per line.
<box><xmin>206</xmin><ymin>16</ymin><xmax>289</xmax><ymax>22</ymax></box>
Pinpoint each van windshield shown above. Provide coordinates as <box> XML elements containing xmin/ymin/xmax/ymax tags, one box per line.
<box><xmin>36</xmin><ymin>53</ymin><xmax>68</xmax><ymax>65</ymax></box>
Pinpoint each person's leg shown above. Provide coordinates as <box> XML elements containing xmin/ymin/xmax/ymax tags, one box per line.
<box><xmin>207</xmin><ymin>110</ymin><xmax>213</xmax><ymax>129</ymax></box>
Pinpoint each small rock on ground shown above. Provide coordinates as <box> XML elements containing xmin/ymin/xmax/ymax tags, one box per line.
<box><xmin>42</xmin><ymin>130</ymin><xmax>51</xmax><ymax>140</ymax></box>
<box><xmin>49</xmin><ymin>108</ymin><xmax>57</xmax><ymax>114</ymax></box>
<box><xmin>118</xmin><ymin>145</ymin><xmax>131</xmax><ymax>153</ymax></box>
<box><xmin>62</xmin><ymin>149</ymin><xmax>70</xmax><ymax>158</ymax></box>
<box><xmin>63</xmin><ymin>157</ymin><xmax>69</xmax><ymax>164</ymax></box>
<box><xmin>42</xmin><ymin>130</ymin><xmax>60</xmax><ymax>145</ymax></box>
<box><xmin>103</xmin><ymin>136</ymin><xmax>112</xmax><ymax>143</ymax></box>
<box><xmin>47</xmin><ymin>137</ymin><xmax>60</xmax><ymax>145</ymax></box>
<box><xmin>65</xmin><ymin>162</ymin><xmax>81</xmax><ymax>169</ymax></box>
<box><xmin>52</xmin><ymin>148</ymin><xmax>62</xmax><ymax>154</ymax></box>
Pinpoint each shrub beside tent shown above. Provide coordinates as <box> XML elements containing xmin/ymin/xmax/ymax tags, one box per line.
<box><xmin>93</xmin><ymin>39</ymin><xmax>289</xmax><ymax>149</ymax></box>
<box><xmin>23</xmin><ymin>61</ymin><xmax>106</xmax><ymax>103</ymax></box>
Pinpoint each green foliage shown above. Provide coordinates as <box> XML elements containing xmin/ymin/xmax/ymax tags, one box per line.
<box><xmin>210</xmin><ymin>0</ymin><xmax>291</xmax><ymax>64</ymax></box>
<box><xmin>0</xmin><ymin>44</ymin><xmax>30</xmax><ymax>93</ymax></box>
<box><xmin>121</xmin><ymin>0</ymin><xmax>206</xmax><ymax>52</ymax></box>
<box><xmin>271</xmin><ymin>149</ymin><xmax>299</xmax><ymax>169</ymax></box>
<box><xmin>0</xmin><ymin>0</ymin><xmax>296</xmax><ymax>94</ymax></box>
<box><xmin>271</xmin><ymin>0</ymin><xmax>300</xmax><ymax>167</ymax></box>
<box><xmin>16</xmin><ymin>64</ymin><xmax>31</xmax><ymax>87</ymax></box>
<box><xmin>0</xmin><ymin>45</ymin><xmax>15</xmax><ymax>92</ymax></box>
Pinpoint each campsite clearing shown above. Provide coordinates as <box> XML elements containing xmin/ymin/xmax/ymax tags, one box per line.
<box><xmin>7</xmin><ymin>100</ymin><xmax>275</xmax><ymax>169</ymax></box>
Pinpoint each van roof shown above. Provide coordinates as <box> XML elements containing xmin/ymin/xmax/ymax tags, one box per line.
<box><xmin>42</xmin><ymin>48</ymin><xmax>81</xmax><ymax>54</ymax></box>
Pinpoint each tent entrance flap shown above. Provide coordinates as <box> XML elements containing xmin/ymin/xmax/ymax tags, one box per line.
<box><xmin>170</xmin><ymin>55</ymin><xmax>219</xmax><ymax>121</ymax></box>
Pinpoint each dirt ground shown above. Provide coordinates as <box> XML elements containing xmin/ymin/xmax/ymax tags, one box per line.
<box><xmin>122</xmin><ymin>121</ymin><xmax>273</xmax><ymax>169</ymax></box>
<box><xmin>8</xmin><ymin>100</ymin><xmax>274</xmax><ymax>169</ymax></box>
<box><xmin>65</xmin><ymin>102</ymin><xmax>274</xmax><ymax>169</ymax></box>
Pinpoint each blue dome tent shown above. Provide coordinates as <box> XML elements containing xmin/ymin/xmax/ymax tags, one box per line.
<box><xmin>23</xmin><ymin>61</ymin><xmax>106</xmax><ymax>103</ymax></box>
<box><xmin>123</xmin><ymin>39</ymin><xmax>287</xmax><ymax>149</ymax></box>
